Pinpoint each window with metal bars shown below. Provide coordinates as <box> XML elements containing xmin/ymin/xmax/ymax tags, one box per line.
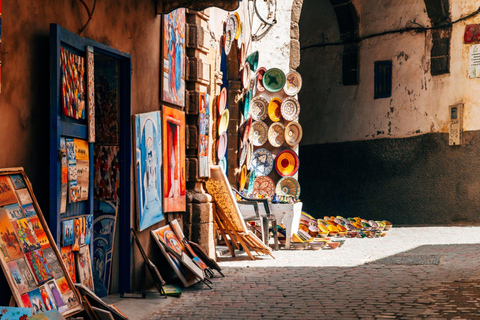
<box><xmin>374</xmin><ymin>60</ymin><xmax>392</xmax><ymax>99</ymax></box>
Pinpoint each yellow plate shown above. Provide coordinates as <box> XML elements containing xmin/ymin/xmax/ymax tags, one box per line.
<box><xmin>218</xmin><ymin>109</ymin><xmax>230</xmax><ymax>135</ymax></box>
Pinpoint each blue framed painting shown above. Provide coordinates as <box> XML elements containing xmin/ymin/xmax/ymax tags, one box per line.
<box><xmin>134</xmin><ymin>111</ymin><xmax>164</xmax><ymax>231</ymax></box>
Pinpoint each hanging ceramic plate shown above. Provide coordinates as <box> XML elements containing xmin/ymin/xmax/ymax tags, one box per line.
<box><xmin>249</xmin><ymin>120</ymin><xmax>268</xmax><ymax>146</ymax></box>
<box><xmin>242</xmin><ymin>90</ymin><xmax>252</xmax><ymax>118</ymax></box>
<box><xmin>219</xmin><ymin>157</ymin><xmax>227</xmax><ymax>174</ymax></box>
<box><xmin>285</xmin><ymin>121</ymin><xmax>303</xmax><ymax>147</ymax></box>
<box><xmin>239</xmin><ymin>144</ymin><xmax>247</xmax><ymax>167</ymax></box>
<box><xmin>268</xmin><ymin>98</ymin><xmax>283</xmax><ymax>122</ymax></box>
<box><xmin>249</xmin><ymin>75</ymin><xmax>258</xmax><ymax>97</ymax></box>
<box><xmin>275</xmin><ymin>149</ymin><xmax>300</xmax><ymax>177</ymax></box>
<box><xmin>246</xmin><ymin>51</ymin><xmax>259</xmax><ymax>72</ymax></box>
<box><xmin>217</xmin><ymin>87</ymin><xmax>227</xmax><ymax>115</ymax></box>
<box><xmin>281</xmin><ymin>97</ymin><xmax>300</xmax><ymax>121</ymax></box>
<box><xmin>263</xmin><ymin>68</ymin><xmax>286</xmax><ymax>93</ymax></box>
<box><xmin>252</xmin><ymin>176</ymin><xmax>276</xmax><ymax>198</ymax></box>
<box><xmin>217</xmin><ymin>132</ymin><xmax>228</xmax><ymax>161</ymax></box>
<box><xmin>239</xmin><ymin>43</ymin><xmax>246</xmax><ymax>66</ymax></box>
<box><xmin>218</xmin><ymin>109</ymin><xmax>230</xmax><ymax>135</ymax></box>
<box><xmin>284</xmin><ymin>70</ymin><xmax>303</xmax><ymax>96</ymax></box>
<box><xmin>251</xmin><ymin>97</ymin><xmax>268</xmax><ymax>121</ymax></box>
<box><xmin>238</xmin><ymin>116</ymin><xmax>252</xmax><ymax>148</ymax></box>
<box><xmin>268</xmin><ymin>122</ymin><xmax>285</xmax><ymax>147</ymax></box>
<box><xmin>239</xmin><ymin>165</ymin><xmax>247</xmax><ymax>190</ymax></box>
<box><xmin>234</xmin><ymin>12</ymin><xmax>242</xmax><ymax>40</ymax></box>
<box><xmin>245</xmin><ymin>142</ymin><xmax>254</xmax><ymax>170</ymax></box>
<box><xmin>225</xmin><ymin>15</ymin><xmax>237</xmax><ymax>55</ymax></box>
<box><xmin>251</xmin><ymin>148</ymin><xmax>274</xmax><ymax>177</ymax></box>
<box><xmin>246</xmin><ymin>170</ymin><xmax>255</xmax><ymax>195</ymax></box>
<box><xmin>242</xmin><ymin>62</ymin><xmax>250</xmax><ymax>89</ymax></box>
<box><xmin>256</xmin><ymin>67</ymin><xmax>267</xmax><ymax>92</ymax></box>
<box><xmin>276</xmin><ymin>177</ymin><xmax>301</xmax><ymax>199</ymax></box>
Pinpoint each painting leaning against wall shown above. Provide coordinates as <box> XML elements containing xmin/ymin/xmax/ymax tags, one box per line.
<box><xmin>162</xmin><ymin>8</ymin><xmax>186</xmax><ymax>107</ymax></box>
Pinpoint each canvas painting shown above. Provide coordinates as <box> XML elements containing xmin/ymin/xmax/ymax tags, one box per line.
<box><xmin>134</xmin><ymin>111</ymin><xmax>164</xmax><ymax>230</ymax></box>
<box><xmin>61</xmin><ymin>47</ymin><xmax>85</xmax><ymax>120</ymax></box>
<box><xmin>0</xmin><ymin>307</ymin><xmax>33</xmax><ymax>319</ymax></box>
<box><xmin>22</xmin><ymin>204</ymin><xmax>36</xmax><ymax>218</ymax></box>
<box><xmin>76</xmin><ymin>245</ymin><xmax>94</xmax><ymax>291</ymax></box>
<box><xmin>8</xmin><ymin>260</ymin><xmax>30</xmax><ymax>294</ymax></box>
<box><xmin>10</xmin><ymin>174</ymin><xmax>27</xmax><ymax>189</ymax></box>
<box><xmin>28</xmin><ymin>288</ymin><xmax>47</xmax><ymax>315</ymax></box>
<box><xmin>152</xmin><ymin>225</ymin><xmax>183</xmax><ymax>256</ymax></box>
<box><xmin>4</xmin><ymin>203</ymin><xmax>24</xmax><ymax>221</ymax></box>
<box><xmin>12</xmin><ymin>218</ymin><xmax>40</xmax><ymax>253</ymax></box>
<box><xmin>85</xmin><ymin>214</ymin><xmax>93</xmax><ymax>245</ymax></box>
<box><xmin>74</xmin><ymin>139</ymin><xmax>89</xmax><ymax>201</ymax></box>
<box><xmin>93</xmin><ymin>201</ymin><xmax>116</xmax><ymax>297</ymax></box>
<box><xmin>170</xmin><ymin>219</ymin><xmax>208</xmax><ymax>271</ymax></box>
<box><xmin>86</xmin><ymin>46</ymin><xmax>95</xmax><ymax>143</ymax></box>
<box><xmin>95</xmin><ymin>59</ymin><xmax>119</xmax><ymax>145</ymax></box>
<box><xmin>25</xmin><ymin>249</ymin><xmax>53</xmax><ymax>284</ymax></box>
<box><xmin>27</xmin><ymin>309</ymin><xmax>65</xmax><ymax>320</ymax></box>
<box><xmin>38</xmin><ymin>285</ymin><xmax>54</xmax><ymax>311</ymax></box>
<box><xmin>43</xmin><ymin>247</ymin><xmax>65</xmax><ymax>279</ymax></box>
<box><xmin>198</xmin><ymin>93</ymin><xmax>210</xmax><ymax>178</ymax></box>
<box><xmin>62</xmin><ymin>290</ymin><xmax>79</xmax><ymax>309</ymax></box>
<box><xmin>16</xmin><ymin>189</ymin><xmax>33</xmax><ymax>206</ymax></box>
<box><xmin>0</xmin><ymin>176</ymin><xmax>18</xmax><ymax>206</ymax></box>
<box><xmin>162</xmin><ymin>106</ymin><xmax>186</xmax><ymax>212</ymax></box>
<box><xmin>28</xmin><ymin>217</ymin><xmax>49</xmax><ymax>250</ymax></box>
<box><xmin>16</xmin><ymin>257</ymin><xmax>37</xmax><ymax>291</ymax></box>
<box><xmin>61</xmin><ymin>220</ymin><xmax>74</xmax><ymax>247</ymax></box>
<box><xmin>79</xmin><ymin>216</ymin><xmax>86</xmax><ymax>246</ymax></box>
<box><xmin>45</xmin><ymin>280</ymin><xmax>68</xmax><ymax>314</ymax></box>
<box><xmin>72</xmin><ymin>219</ymin><xmax>80</xmax><ymax>251</ymax></box>
<box><xmin>60</xmin><ymin>246</ymin><xmax>76</xmax><ymax>283</ymax></box>
<box><xmin>60</xmin><ymin>137</ymin><xmax>68</xmax><ymax>214</ymax></box>
<box><xmin>0</xmin><ymin>208</ymin><xmax>24</xmax><ymax>262</ymax></box>
<box><xmin>94</xmin><ymin>145</ymin><xmax>120</xmax><ymax>201</ymax></box>
<box><xmin>22</xmin><ymin>293</ymin><xmax>34</xmax><ymax>309</ymax></box>
<box><xmin>55</xmin><ymin>277</ymin><xmax>70</xmax><ymax>295</ymax></box>
<box><xmin>162</xmin><ymin>8</ymin><xmax>186</xmax><ymax>107</ymax></box>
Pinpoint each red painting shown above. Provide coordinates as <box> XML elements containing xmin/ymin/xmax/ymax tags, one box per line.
<box><xmin>0</xmin><ymin>209</ymin><xmax>24</xmax><ymax>262</ymax></box>
<box><xmin>162</xmin><ymin>106</ymin><xmax>186</xmax><ymax>212</ymax></box>
<box><xmin>0</xmin><ymin>176</ymin><xmax>18</xmax><ymax>207</ymax></box>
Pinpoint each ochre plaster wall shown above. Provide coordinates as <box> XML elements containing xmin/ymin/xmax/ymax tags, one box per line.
<box><xmin>0</xmin><ymin>0</ymin><xmax>164</xmax><ymax>291</ymax></box>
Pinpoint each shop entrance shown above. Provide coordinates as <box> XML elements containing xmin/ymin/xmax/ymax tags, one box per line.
<box><xmin>48</xmin><ymin>24</ymin><xmax>132</xmax><ymax>294</ymax></box>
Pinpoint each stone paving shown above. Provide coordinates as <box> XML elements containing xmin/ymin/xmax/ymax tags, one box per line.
<box><xmin>143</xmin><ymin>227</ymin><xmax>480</xmax><ymax>319</ymax></box>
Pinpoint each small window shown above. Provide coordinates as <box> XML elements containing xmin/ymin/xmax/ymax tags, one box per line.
<box><xmin>374</xmin><ymin>60</ymin><xmax>392</xmax><ymax>99</ymax></box>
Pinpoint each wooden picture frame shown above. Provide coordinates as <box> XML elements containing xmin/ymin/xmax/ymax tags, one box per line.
<box><xmin>0</xmin><ymin>168</ymin><xmax>83</xmax><ymax>317</ymax></box>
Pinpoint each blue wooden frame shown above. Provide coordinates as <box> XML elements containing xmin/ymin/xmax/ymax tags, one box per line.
<box><xmin>49</xmin><ymin>24</ymin><xmax>132</xmax><ymax>293</ymax></box>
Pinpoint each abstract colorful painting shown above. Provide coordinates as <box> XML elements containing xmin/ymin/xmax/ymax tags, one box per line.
<box><xmin>60</xmin><ymin>47</ymin><xmax>85</xmax><ymax>120</ymax></box>
<box><xmin>0</xmin><ymin>176</ymin><xmax>17</xmax><ymax>207</ymax></box>
<box><xmin>55</xmin><ymin>277</ymin><xmax>70</xmax><ymax>295</ymax></box>
<box><xmin>0</xmin><ymin>208</ymin><xmax>24</xmax><ymax>262</ymax></box>
<box><xmin>162</xmin><ymin>8</ymin><xmax>186</xmax><ymax>107</ymax></box>
<box><xmin>77</xmin><ymin>245</ymin><xmax>94</xmax><ymax>291</ymax></box>
<box><xmin>86</xmin><ymin>46</ymin><xmax>95</xmax><ymax>143</ymax></box>
<box><xmin>134</xmin><ymin>111</ymin><xmax>164</xmax><ymax>230</ymax></box>
<box><xmin>162</xmin><ymin>106</ymin><xmax>186</xmax><ymax>212</ymax></box>
<box><xmin>93</xmin><ymin>201</ymin><xmax>116</xmax><ymax>297</ymax></box>
<box><xmin>60</xmin><ymin>246</ymin><xmax>76</xmax><ymax>283</ymax></box>
<box><xmin>12</xmin><ymin>218</ymin><xmax>40</xmax><ymax>253</ymax></box>
<box><xmin>152</xmin><ymin>225</ymin><xmax>184</xmax><ymax>257</ymax></box>
<box><xmin>25</xmin><ymin>249</ymin><xmax>53</xmax><ymax>284</ymax></box>
<box><xmin>94</xmin><ymin>146</ymin><xmax>120</xmax><ymax>201</ymax></box>
<box><xmin>0</xmin><ymin>307</ymin><xmax>33</xmax><ymax>319</ymax></box>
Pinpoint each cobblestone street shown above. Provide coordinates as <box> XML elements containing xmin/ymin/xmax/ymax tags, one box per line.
<box><xmin>140</xmin><ymin>227</ymin><xmax>480</xmax><ymax>319</ymax></box>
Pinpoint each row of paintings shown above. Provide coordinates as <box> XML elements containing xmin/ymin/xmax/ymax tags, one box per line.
<box><xmin>0</xmin><ymin>171</ymin><xmax>81</xmax><ymax>317</ymax></box>
<box><xmin>60</xmin><ymin>215</ymin><xmax>92</xmax><ymax>250</ymax></box>
<box><xmin>134</xmin><ymin>107</ymin><xmax>185</xmax><ymax>231</ymax></box>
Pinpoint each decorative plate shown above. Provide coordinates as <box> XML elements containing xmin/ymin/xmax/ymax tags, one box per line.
<box><xmin>252</xmin><ymin>176</ymin><xmax>276</xmax><ymax>198</ymax></box>
<box><xmin>249</xmin><ymin>75</ymin><xmax>258</xmax><ymax>97</ymax></box>
<box><xmin>276</xmin><ymin>177</ymin><xmax>301</xmax><ymax>199</ymax></box>
<box><xmin>218</xmin><ymin>109</ymin><xmax>230</xmax><ymax>135</ymax></box>
<box><xmin>251</xmin><ymin>97</ymin><xmax>268</xmax><ymax>121</ymax></box>
<box><xmin>263</xmin><ymin>68</ymin><xmax>286</xmax><ymax>93</ymax></box>
<box><xmin>217</xmin><ymin>87</ymin><xmax>227</xmax><ymax>115</ymax></box>
<box><xmin>246</xmin><ymin>170</ymin><xmax>256</xmax><ymax>195</ymax></box>
<box><xmin>239</xmin><ymin>43</ymin><xmax>246</xmax><ymax>66</ymax></box>
<box><xmin>217</xmin><ymin>132</ymin><xmax>228</xmax><ymax>161</ymax></box>
<box><xmin>242</xmin><ymin>90</ymin><xmax>251</xmax><ymax>118</ymax></box>
<box><xmin>281</xmin><ymin>97</ymin><xmax>300</xmax><ymax>121</ymax></box>
<box><xmin>256</xmin><ymin>67</ymin><xmax>267</xmax><ymax>92</ymax></box>
<box><xmin>234</xmin><ymin>12</ymin><xmax>242</xmax><ymax>40</ymax></box>
<box><xmin>268</xmin><ymin>122</ymin><xmax>285</xmax><ymax>147</ymax></box>
<box><xmin>249</xmin><ymin>121</ymin><xmax>268</xmax><ymax>146</ymax></box>
<box><xmin>239</xmin><ymin>144</ymin><xmax>247</xmax><ymax>167</ymax></box>
<box><xmin>225</xmin><ymin>15</ymin><xmax>237</xmax><ymax>55</ymax></box>
<box><xmin>275</xmin><ymin>149</ymin><xmax>299</xmax><ymax>177</ymax></box>
<box><xmin>238</xmin><ymin>117</ymin><xmax>253</xmax><ymax>147</ymax></box>
<box><xmin>246</xmin><ymin>51</ymin><xmax>259</xmax><ymax>72</ymax></box>
<box><xmin>285</xmin><ymin>121</ymin><xmax>303</xmax><ymax>146</ymax></box>
<box><xmin>239</xmin><ymin>165</ymin><xmax>247</xmax><ymax>190</ymax></box>
<box><xmin>268</xmin><ymin>98</ymin><xmax>283</xmax><ymax>122</ymax></box>
<box><xmin>251</xmin><ymin>148</ymin><xmax>274</xmax><ymax>177</ymax></box>
<box><xmin>284</xmin><ymin>70</ymin><xmax>303</xmax><ymax>96</ymax></box>
<box><xmin>245</xmin><ymin>142</ymin><xmax>254</xmax><ymax>170</ymax></box>
<box><xmin>242</xmin><ymin>63</ymin><xmax>251</xmax><ymax>89</ymax></box>
<box><xmin>219</xmin><ymin>156</ymin><xmax>227</xmax><ymax>174</ymax></box>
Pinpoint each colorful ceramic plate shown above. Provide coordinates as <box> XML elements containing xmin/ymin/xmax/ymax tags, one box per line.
<box><xmin>218</xmin><ymin>109</ymin><xmax>230</xmax><ymax>135</ymax></box>
<box><xmin>263</xmin><ymin>68</ymin><xmax>286</xmax><ymax>93</ymax></box>
<box><xmin>256</xmin><ymin>67</ymin><xmax>267</xmax><ymax>92</ymax></box>
<box><xmin>246</xmin><ymin>142</ymin><xmax>254</xmax><ymax>170</ymax></box>
<box><xmin>217</xmin><ymin>132</ymin><xmax>228</xmax><ymax>161</ymax></box>
<box><xmin>284</xmin><ymin>70</ymin><xmax>303</xmax><ymax>96</ymax></box>
<box><xmin>268</xmin><ymin>98</ymin><xmax>283</xmax><ymax>122</ymax></box>
<box><xmin>239</xmin><ymin>144</ymin><xmax>247</xmax><ymax>167</ymax></box>
<box><xmin>281</xmin><ymin>97</ymin><xmax>300</xmax><ymax>121</ymax></box>
<box><xmin>246</xmin><ymin>51</ymin><xmax>259</xmax><ymax>72</ymax></box>
<box><xmin>275</xmin><ymin>149</ymin><xmax>299</xmax><ymax>177</ymax></box>
<box><xmin>219</xmin><ymin>156</ymin><xmax>227</xmax><ymax>174</ymax></box>
<box><xmin>239</xmin><ymin>43</ymin><xmax>246</xmax><ymax>66</ymax></box>
<box><xmin>239</xmin><ymin>165</ymin><xmax>247</xmax><ymax>190</ymax></box>
<box><xmin>268</xmin><ymin>122</ymin><xmax>285</xmax><ymax>147</ymax></box>
<box><xmin>252</xmin><ymin>176</ymin><xmax>276</xmax><ymax>198</ymax></box>
<box><xmin>251</xmin><ymin>148</ymin><xmax>274</xmax><ymax>177</ymax></box>
<box><xmin>238</xmin><ymin>117</ymin><xmax>253</xmax><ymax>147</ymax></box>
<box><xmin>246</xmin><ymin>170</ymin><xmax>256</xmax><ymax>195</ymax></box>
<box><xmin>249</xmin><ymin>121</ymin><xmax>268</xmax><ymax>146</ymax></box>
<box><xmin>242</xmin><ymin>63</ymin><xmax>250</xmax><ymax>89</ymax></box>
<box><xmin>285</xmin><ymin>121</ymin><xmax>303</xmax><ymax>146</ymax></box>
<box><xmin>251</xmin><ymin>97</ymin><xmax>268</xmax><ymax>121</ymax></box>
<box><xmin>217</xmin><ymin>87</ymin><xmax>227</xmax><ymax>115</ymax></box>
<box><xmin>225</xmin><ymin>15</ymin><xmax>237</xmax><ymax>55</ymax></box>
<box><xmin>242</xmin><ymin>90</ymin><xmax>251</xmax><ymax>118</ymax></box>
<box><xmin>234</xmin><ymin>12</ymin><xmax>242</xmax><ymax>40</ymax></box>
<box><xmin>276</xmin><ymin>177</ymin><xmax>301</xmax><ymax>199</ymax></box>
<box><xmin>250</xmin><ymin>75</ymin><xmax>258</xmax><ymax>97</ymax></box>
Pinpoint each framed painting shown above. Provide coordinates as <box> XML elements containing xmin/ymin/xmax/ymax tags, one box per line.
<box><xmin>134</xmin><ymin>111</ymin><xmax>164</xmax><ymax>230</ymax></box>
<box><xmin>162</xmin><ymin>8</ymin><xmax>186</xmax><ymax>107</ymax></box>
<box><xmin>162</xmin><ymin>106</ymin><xmax>186</xmax><ymax>212</ymax></box>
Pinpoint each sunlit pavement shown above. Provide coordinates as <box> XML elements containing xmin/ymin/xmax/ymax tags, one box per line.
<box><xmin>125</xmin><ymin>227</ymin><xmax>480</xmax><ymax>319</ymax></box>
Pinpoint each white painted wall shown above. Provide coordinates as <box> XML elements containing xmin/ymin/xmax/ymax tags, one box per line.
<box><xmin>298</xmin><ymin>0</ymin><xmax>480</xmax><ymax>145</ymax></box>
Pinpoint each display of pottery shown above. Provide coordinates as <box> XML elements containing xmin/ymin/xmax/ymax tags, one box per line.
<box><xmin>284</xmin><ymin>121</ymin><xmax>303</xmax><ymax>146</ymax></box>
<box><xmin>268</xmin><ymin>122</ymin><xmax>285</xmax><ymax>147</ymax></box>
<box><xmin>217</xmin><ymin>131</ymin><xmax>228</xmax><ymax>160</ymax></box>
<box><xmin>238</xmin><ymin>117</ymin><xmax>252</xmax><ymax>147</ymax></box>
<box><xmin>218</xmin><ymin>109</ymin><xmax>230</xmax><ymax>135</ymax></box>
<box><xmin>268</xmin><ymin>97</ymin><xmax>282</xmax><ymax>122</ymax></box>
<box><xmin>249</xmin><ymin>120</ymin><xmax>268</xmax><ymax>146</ymax></box>
<box><xmin>263</xmin><ymin>68</ymin><xmax>286</xmax><ymax>93</ymax></box>
<box><xmin>239</xmin><ymin>165</ymin><xmax>247</xmax><ymax>190</ymax></box>
<box><xmin>217</xmin><ymin>87</ymin><xmax>227</xmax><ymax>115</ymax></box>
<box><xmin>275</xmin><ymin>177</ymin><xmax>301</xmax><ymax>199</ymax></box>
<box><xmin>252</xmin><ymin>176</ymin><xmax>276</xmax><ymax>198</ymax></box>
<box><xmin>251</xmin><ymin>97</ymin><xmax>268</xmax><ymax>121</ymax></box>
<box><xmin>275</xmin><ymin>149</ymin><xmax>299</xmax><ymax>177</ymax></box>
<box><xmin>246</xmin><ymin>51</ymin><xmax>259</xmax><ymax>72</ymax></box>
<box><xmin>242</xmin><ymin>90</ymin><xmax>251</xmax><ymax>118</ymax></box>
<box><xmin>256</xmin><ymin>67</ymin><xmax>267</xmax><ymax>92</ymax></box>
<box><xmin>281</xmin><ymin>97</ymin><xmax>300</xmax><ymax>121</ymax></box>
<box><xmin>251</xmin><ymin>148</ymin><xmax>274</xmax><ymax>177</ymax></box>
<box><xmin>284</xmin><ymin>70</ymin><xmax>302</xmax><ymax>96</ymax></box>
<box><xmin>242</xmin><ymin>62</ymin><xmax>250</xmax><ymax>89</ymax></box>
<box><xmin>224</xmin><ymin>14</ymin><xmax>236</xmax><ymax>55</ymax></box>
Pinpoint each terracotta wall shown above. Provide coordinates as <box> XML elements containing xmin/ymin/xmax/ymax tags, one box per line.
<box><xmin>0</xmin><ymin>0</ymin><xmax>164</xmax><ymax>291</ymax></box>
